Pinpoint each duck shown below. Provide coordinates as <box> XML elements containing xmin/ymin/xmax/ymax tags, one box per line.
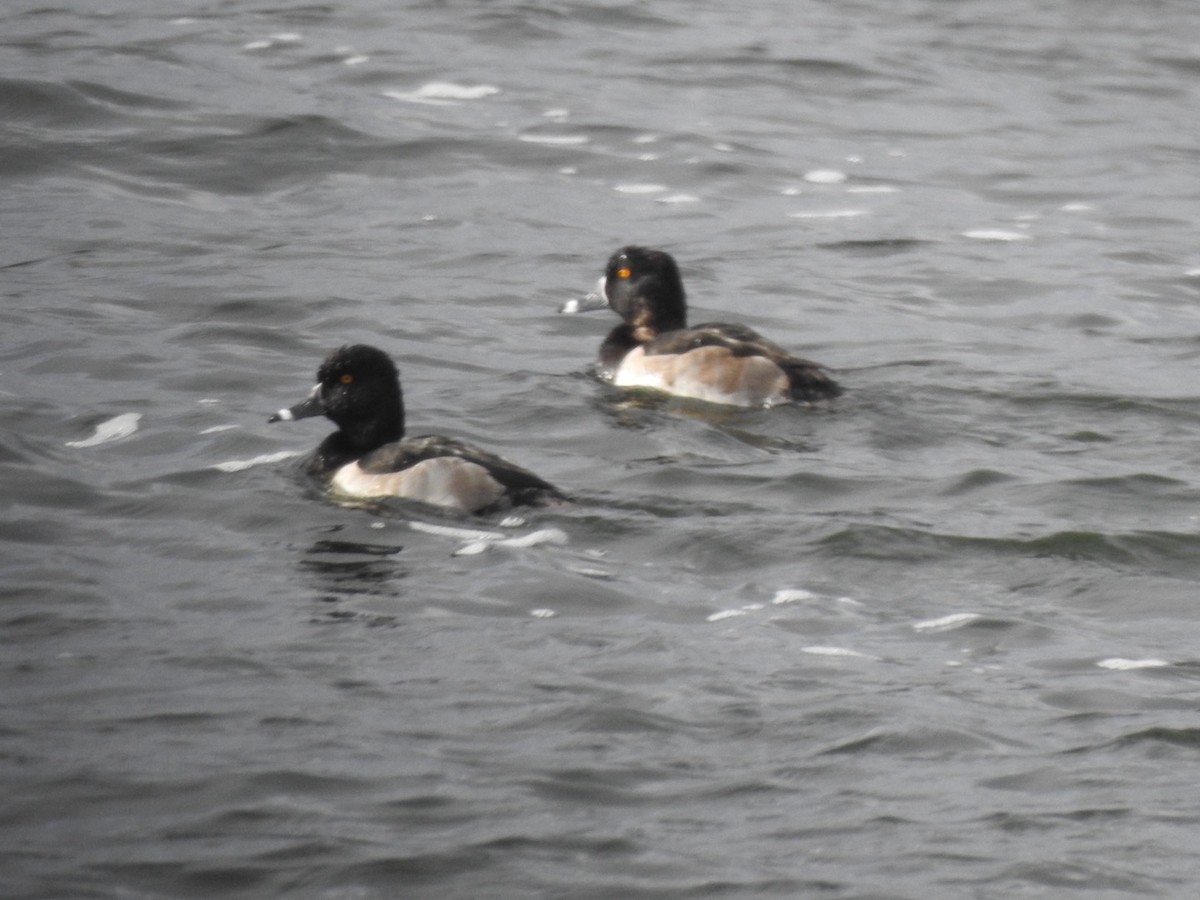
<box><xmin>566</xmin><ymin>246</ymin><xmax>842</xmax><ymax>407</ymax></box>
<box><xmin>269</xmin><ymin>344</ymin><xmax>564</xmax><ymax>512</ymax></box>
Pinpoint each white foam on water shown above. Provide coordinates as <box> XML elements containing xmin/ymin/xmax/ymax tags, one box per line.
<box><xmin>801</xmin><ymin>646</ymin><xmax>876</xmax><ymax>659</ymax></box>
<box><xmin>530</xmin><ymin>608</ymin><xmax>556</xmax><ymax>618</ymax></box>
<box><xmin>499</xmin><ymin>528</ymin><xmax>567</xmax><ymax>549</ymax></box>
<box><xmin>804</xmin><ymin>169</ymin><xmax>848</xmax><ymax>184</ymax></box>
<box><xmin>243</xmin><ymin>33</ymin><xmax>302</xmax><ymax>50</ymax></box>
<box><xmin>412</xmin><ymin>520</ymin><xmax>566</xmax><ymax>556</ymax></box>
<box><xmin>567</xmin><ymin>565</ymin><xmax>613</xmax><ymax>579</ymax></box>
<box><xmin>706</xmin><ymin>603</ymin><xmax>764</xmax><ymax>622</ymax></box>
<box><xmin>772</xmin><ymin>588</ymin><xmax>817</xmax><ymax>605</ymax></box>
<box><xmin>846</xmin><ymin>185</ymin><xmax>898</xmax><ymax>194</ymax></box>
<box><xmin>200</xmin><ymin>424</ymin><xmax>238</xmax><ymax>435</ymax></box>
<box><xmin>711</xmin><ymin>589</ymin><xmax>859</xmax><ymax>623</ymax></box>
<box><xmin>384</xmin><ymin>83</ymin><xmax>500</xmax><ymax>104</ymax></box>
<box><xmin>706</xmin><ymin>608</ymin><xmax>749</xmax><ymax>622</ymax></box>
<box><xmin>409</xmin><ymin>520</ymin><xmax>503</xmax><ymax>542</ymax></box>
<box><xmin>963</xmin><ymin>229</ymin><xmax>1031</xmax><ymax>241</ymax></box>
<box><xmin>519</xmin><ymin>134</ymin><xmax>588</xmax><ymax>145</ymax></box>
<box><xmin>213</xmin><ymin>450</ymin><xmax>301</xmax><ymax>473</ymax></box>
<box><xmin>66</xmin><ymin>413</ymin><xmax>142</xmax><ymax>448</ymax></box>
<box><xmin>788</xmin><ymin>209</ymin><xmax>867</xmax><ymax>219</ymax></box>
<box><xmin>657</xmin><ymin>193</ymin><xmax>700</xmax><ymax>204</ymax></box>
<box><xmin>1097</xmin><ymin>657</ymin><xmax>1170</xmax><ymax>670</ymax></box>
<box><xmin>913</xmin><ymin>612</ymin><xmax>981</xmax><ymax>633</ymax></box>
<box><xmin>614</xmin><ymin>183</ymin><xmax>667</xmax><ymax>194</ymax></box>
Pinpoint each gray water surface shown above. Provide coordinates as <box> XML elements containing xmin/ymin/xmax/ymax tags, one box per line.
<box><xmin>5</xmin><ymin>1</ymin><xmax>1200</xmax><ymax>897</ymax></box>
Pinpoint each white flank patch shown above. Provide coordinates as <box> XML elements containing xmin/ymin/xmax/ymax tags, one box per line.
<box><xmin>804</xmin><ymin>169</ymin><xmax>848</xmax><ymax>184</ymax></box>
<box><xmin>1097</xmin><ymin>657</ymin><xmax>1170</xmax><ymax>670</ymax></box>
<box><xmin>963</xmin><ymin>229</ymin><xmax>1031</xmax><ymax>241</ymax></box>
<box><xmin>214</xmin><ymin>450</ymin><xmax>301</xmax><ymax>473</ymax></box>
<box><xmin>913</xmin><ymin>612</ymin><xmax>981</xmax><ymax>633</ymax></box>
<box><xmin>66</xmin><ymin>413</ymin><xmax>142</xmax><ymax>448</ymax></box>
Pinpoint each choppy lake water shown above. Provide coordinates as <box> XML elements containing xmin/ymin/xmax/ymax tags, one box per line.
<box><xmin>5</xmin><ymin>1</ymin><xmax>1200</xmax><ymax>896</ymax></box>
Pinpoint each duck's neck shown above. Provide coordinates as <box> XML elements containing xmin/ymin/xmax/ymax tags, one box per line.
<box><xmin>637</xmin><ymin>277</ymin><xmax>686</xmax><ymax>333</ymax></box>
<box><xmin>342</xmin><ymin>406</ymin><xmax>404</xmax><ymax>452</ymax></box>
<box><xmin>311</xmin><ymin>406</ymin><xmax>404</xmax><ymax>475</ymax></box>
<box><xmin>599</xmin><ymin>324</ymin><xmax>644</xmax><ymax>371</ymax></box>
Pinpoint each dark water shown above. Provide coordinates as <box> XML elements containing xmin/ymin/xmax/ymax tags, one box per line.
<box><xmin>5</xmin><ymin>0</ymin><xmax>1200</xmax><ymax>896</ymax></box>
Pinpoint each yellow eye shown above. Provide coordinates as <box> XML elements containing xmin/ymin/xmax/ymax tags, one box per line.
<box><xmin>340</xmin><ymin>374</ymin><xmax>353</xmax><ymax>385</ymax></box>
<box><xmin>617</xmin><ymin>267</ymin><xmax>632</xmax><ymax>279</ymax></box>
